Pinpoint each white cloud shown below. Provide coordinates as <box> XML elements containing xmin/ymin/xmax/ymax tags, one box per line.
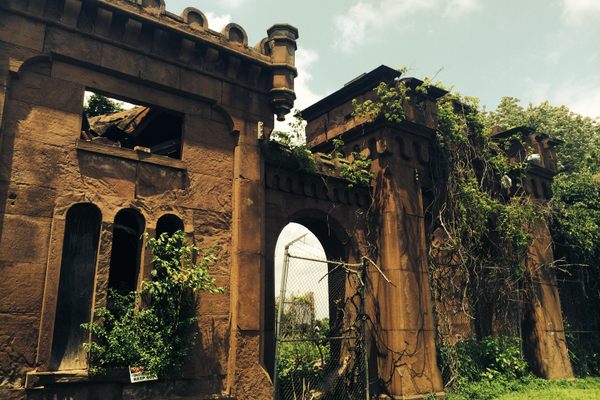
<box><xmin>218</xmin><ymin>0</ymin><xmax>246</xmax><ymax>9</ymax></box>
<box><xmin>205</xmin><ymin>12</ymin><xmax>231</xmax><ymax>32</ymax></box>
<box><xmin>274</xmin><ymin>47</ymin><xmax>324</xmax><ymax>133</ymax></box>
<box><xmin>526</xmin><ymin>77</ymin><xmax>600</xmax><ymax>119</ymax></box>
<box><xmin>561</xmin><ymin>0</ymin><xmax>600</xmax><ymax>25</ymax></box>
<box><xmin>333</xmin><ymin>0</ymin><xmax>480</xmax><ymax>51</ymax></box>
<box><xmin>443</xmin><ymin>0</ymin><xmax>481</xmax><ymax>18</ymax></box>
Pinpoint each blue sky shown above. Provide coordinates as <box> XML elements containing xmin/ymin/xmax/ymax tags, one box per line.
<box><xmin>166</xmin><ymin>0</ymin><xmax>599</xmax><ymax>121</ymax></box>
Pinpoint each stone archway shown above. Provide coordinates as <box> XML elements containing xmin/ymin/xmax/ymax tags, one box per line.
<box><xmin>263</xmin><ymin>206</ymin><xmax>365</xmax><ymax>378</ymax></box>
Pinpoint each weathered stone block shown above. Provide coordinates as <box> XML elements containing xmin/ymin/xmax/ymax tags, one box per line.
<box><xmin>376</xmin><ymin>328</ymin><xmax>442</xmax><ymax>396</ymax></box>
<box><xmin>0</xmin><ymin>261</ymin><xmax>45</xmax><ymax>313</ymax></box>
<box><xmin>76</xmin><ymin>151</ymin><xmax>137</xmax><ymax>199</ymax></box>
<box><xmin>198</xmin><ymin>275</ymin><xmax>230</xmax><ymax>316</ymax></box>
<box><xmin>193</xmin><ymin>209</ymin><xmax>232</xmax><ymax>275</ymax></box>
<box><xmin>0</xmin><ymin>11</ymin><xmax>45</xmax><ymax>51</ymax></box>
<box><xmin>189</xmin><ymin>315</ymin><xmax>230</xmax><ymax>376</ymax></box>
<box><xmin>0</xmin><ymin>214</ymin><xmax>51</xmax><ymax>263</ymax></box>
<box><xmin>44</xmin><ymin>27</ymin><xmax>102</xmax><ymax>65</ymax></box>
<box><xmin>11</xmin><ymin>71</ymin><xmax>84</xmax><ymax>114</ymax></box>
<box><xmin>184</xmin><ymin>142</ymin><xmax>233</xmax><ymax>178</ymax></box>
<box><xmin>236</xmin><ymin>252</ymin><xmax>263</xmax><ymax>331</ymax></box>
<box><xmin>139</xmin><ymin>56</ymin><xmax>180</xmax><ymax>89</ymax></box>
<box><xmin>99</xmin><ymin>43</ymin><xmax>145</xmax><ymax>79</ymax></box>
<box><xmin>136</xmin><ymin>162</ymin><xmax>187</xmax><ymax>198</ymax></box>
<box><xmin>180</xmin><ymin>69</ymin><xmax>222</xmax><ymax>102</ymax></box>
<box><xmin>4</xmin><ymin>100</ymin><xmax>81</xmax><ymax>147</ymax></box>
<box><xmin>0</xmin><ymin>181</ymin><xmax>56</xmax><ymax>218</ymax></box>
<box><xmin>376</xmin><ymin>269</ymin><xmax>435</xmax><ymax>331</ymax></box>
<box><xmin>0</xmin><ymin>313</ymin><xmax>39</xmax><ymax>387</ymax></box>
<box><xmin>179</xmin><ymin>173</ymin><xmax>232</xmax><ymax>213</ymax></box>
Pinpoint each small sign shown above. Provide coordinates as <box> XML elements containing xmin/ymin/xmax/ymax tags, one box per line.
<box><xmin>129</xmin><ymin>366</ymin><xmax>158</xmax><ymax>383</ymax></box>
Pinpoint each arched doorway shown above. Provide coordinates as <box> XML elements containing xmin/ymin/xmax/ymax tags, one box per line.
<box><xmin>265</xmin><ymin>215</ymin><xmax>349</xmax><ymax>376</ymax></box>
<box><xmin>268</xmin><ymin>217</ymin><xmax>368</xmax><ymax>398</ymax></box>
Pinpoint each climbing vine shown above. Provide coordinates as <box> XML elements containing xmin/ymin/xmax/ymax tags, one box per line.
<box><xmin>352</xmin><ymin>71</ymin><xmax>549</xmax><ymax>384</ymax></box>
<box><xmin>271</xmin><ymin>111</ymin><xmax>374</xmax><ymax>187</ymax></box>
<box><xmin>83</xmin><ymin>230</ymin><xmax>223</xmax><ymax>376</ymax></box>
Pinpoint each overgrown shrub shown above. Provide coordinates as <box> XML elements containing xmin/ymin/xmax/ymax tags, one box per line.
<box><xmin>83</xmin><ymin>230</ymin><xmax>223</xmax><ymax>376</ymax></box>
<box><xmin>440</xmin><ymin>336</ymin><xmax>527</xmax><ymax>386</ymax></box>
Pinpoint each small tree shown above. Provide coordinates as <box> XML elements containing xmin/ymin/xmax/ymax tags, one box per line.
<box><xmin>84</xmin><ymin>93</ymin><xmax>124</xmax><ymax>117</ymax></box>
<box><xmin>83</xmin><ymin>230</ymin><xmax>223</xmax><ymax>376</ymax></box>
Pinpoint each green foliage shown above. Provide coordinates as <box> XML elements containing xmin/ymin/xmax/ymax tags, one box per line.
<box><xmin>355</xmin><ymin>77</ymin><xmax>541</xmax><ymax>274</ymax></box>
<box><xmin>564</xmin><ymin>320</ymin><xmax>600</xmax><ymax>377</ymax></box>
<box><xmin>271</xmin><ymin>111</ymin><xmax>374</xmax><ymax>186</ymax></box>
<box><xmin>84</xmin><ymin>93</ymin><xmax>124</xmax><ymax>117</ymax></box>
<box><xmin>486</xmin><ymin>96</ymin><xmax>600</xmax><ymax>266</ymax></box>
<box><xmin>352</xmin><ymin>81</ymin><xmax>408</xmax><ymax>123</ymax></box>
<box><xmin>446</xmin><ymin>376</ymin><xmax>600</xmax><ymax>400</ymax></box>
<box><xmin>271</xmin><ymin>110</ymin><xmax>318</xmax><ymax>173</ymax></box>
<box><xmin>83</xmin><ymin>230</ymin><xmax>223</xmax><ymax>376</ymax></box>
<box><xmin>486</xmin><ymin>97</ymin><xmax>600</xmax><ymax>173</ymax></box>
<box><xmin>271</xmin><ymin>130</ymin><xmax>317</xmax><ymax>174</ymax></box>
<box><xmin>487</xmin><ymin>98</ymin><xmax>600</xmax><ymax>378</ymax></box>
<box><xmin>551</xmin><ymin>172</ymin><xmax>600</xmax><ymax>262</ymax></box>
<box><xmin>276</xmin><ymin>310</ymin><xmax>332</xmax><ymax>399</ymax></box>
<box><xmin>332</xmin><ymin>138</ymin><xmax>374</xmax><ymax>187</ymax></box>
<box><xmin>440</xmin><ymin>336</ymin><xmax>527</xmax><ymax>386</ymax></box>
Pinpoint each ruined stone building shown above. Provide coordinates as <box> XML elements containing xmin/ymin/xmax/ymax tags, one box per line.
<box><xmin>0</xmin><ymin>0</ymin><xmax>575</xmax><ymax>399</ymax></box>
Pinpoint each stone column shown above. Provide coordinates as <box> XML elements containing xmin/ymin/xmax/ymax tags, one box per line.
<box><xmin>372</xmin><ymin>165</ymin><xmax>443</xmax><ymax>398</ymax></box>
<box><xmin>522</xmin><ymin>220</ymin><xmax>573</xmax><ymax>379</ymax></box>
<box><xmin>227</xmin><ymin>119</ymin><xmax>271</xmax><ymax>399</ymax></box>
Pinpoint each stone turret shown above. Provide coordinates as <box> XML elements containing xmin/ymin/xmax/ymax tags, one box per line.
<box><xmin>267</xmin><ymin>24</ymin><xmax>299</xmax><ymax>121</ymax></box>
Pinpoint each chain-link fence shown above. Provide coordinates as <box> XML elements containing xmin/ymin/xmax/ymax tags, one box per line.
<box><xmin>557</xmin><ymin>275</ymin><xmax>600</xmax><ymax>376</ymax></box>
<box><xmin>274</xmin><ymin>251</ymin><xmax>368</xmax><ymax>400</ymax></box>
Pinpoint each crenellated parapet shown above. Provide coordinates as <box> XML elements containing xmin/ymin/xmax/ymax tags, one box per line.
<box><xmin>0</xmin><ymin>0</ymin><xmax>298</xmax><ymax>120</ymax></box>
<box><xmin>264</xmin><ymin>142</ymin><xmax>372</xmax><ymax>208</ymax></box>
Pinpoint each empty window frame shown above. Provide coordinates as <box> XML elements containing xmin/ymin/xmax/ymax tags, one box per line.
<box><xmin>81</xmin><ymin>91</ymin><xmax>184</xmax><ymax>159</ymax></box>
<box><xmin>156</xmin><ymin>214</ymin><xmax>184</xmax><ymax>237</ymax></box>
<box><xmin>108</xmin><ymin>209</ymin><xmax>145</xmax><ymax>297</ymax></box>
<box><xmin>50</xmin><ymin>203</ymin><xmax>101</xmax><ymax>371</ymax></box>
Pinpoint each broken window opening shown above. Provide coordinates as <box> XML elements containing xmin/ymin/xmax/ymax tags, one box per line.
<box><xmin>81</xmin><ymin>91</ymin><xmax>184</xmax><ymax>159</ymax></box>
<box><xmin>156</xmin><ymin>214</ymin><xmax>184</xmax><ymax>237</ymax></box>
<box><xmin>50</xmin><ymin>203</ymin><xmax>101</xmax><ymax>371</ymax></box>
<box><xmin>108</xmin><ymin>209</ymin><xmax>145</xmax><ymax>300</ymax></box>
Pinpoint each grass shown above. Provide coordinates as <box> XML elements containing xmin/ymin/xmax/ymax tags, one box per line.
<box><xmin>446</xmin><ymin>376</ymin><xmax>600</xmax><ymax>400</ymax></box>
<box><xmin>499</xmin><ymin>377</ymin><xmax>600</xmax><ymax>399</ymax></box>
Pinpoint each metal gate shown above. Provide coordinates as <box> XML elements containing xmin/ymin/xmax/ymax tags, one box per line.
<box><xmin>274</xmin><ymin>242</ymin><xmax>369</xmax><ymax>400</ymax></box>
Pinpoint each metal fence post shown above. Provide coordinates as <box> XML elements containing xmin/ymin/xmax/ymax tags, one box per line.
<box><xmin>273</xmin><ymin>234</ymin><xmax>306</xmax><ymax>399</ymax></box>
<box><xmin>361</xmin><ymin>257</ymin><xmax>370</xmax><ymax>400</ymax></box>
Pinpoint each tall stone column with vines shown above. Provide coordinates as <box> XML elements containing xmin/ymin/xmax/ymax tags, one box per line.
<box><xmin>369</xmin><ymin>128</ymin><xmax>444</xmax><ymax>397</ymax></box>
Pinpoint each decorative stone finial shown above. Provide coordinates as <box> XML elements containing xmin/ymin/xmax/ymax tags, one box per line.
<box><xmin>267</xmin><ymin>24</ymin><xmax>299</xmax><ymax>121</ymax></box>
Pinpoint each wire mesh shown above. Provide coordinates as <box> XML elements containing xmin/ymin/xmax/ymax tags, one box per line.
<box><xmin>557</xmin><ymin>276</ymin><xmax>600</xmax><ymax>376</ymax></box>
<box><xmin>274</xmin><ymin>253</ymin><xmax>368</xmax><ymax>400</ymax></box>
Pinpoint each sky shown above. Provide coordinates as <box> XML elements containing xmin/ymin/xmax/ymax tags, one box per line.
<box><xmin>164</xmin><ymin>0</ymin><xmax>600</xmax><ymax>122</ymax></box>
<box><xmin>273</xmin><ymin>223</ymin><xmax>330</xmax><ymax>320</ymax></box>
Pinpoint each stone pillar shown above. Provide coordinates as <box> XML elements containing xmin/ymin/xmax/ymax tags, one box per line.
<box><xmin>226</xmin><ymin>119</ymin><xmax>271</xmax><ymax>399</ymax></box>
<box><xmin>372</xmin><ymin>166</ymin><xmax>443</xmax><ymax>397</ymax></box>
<box><xmin>522</xmin><ymin>220</ymin><xmax>573</xmax><ymax>379</ymax></box>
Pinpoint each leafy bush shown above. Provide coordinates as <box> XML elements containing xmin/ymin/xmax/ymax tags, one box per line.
<box><xmin>440</xmin><ymin>336</ymin><xmax>527</xmax><ymax>386</ymax></box>
<box><xmin>83</xmin><ymin>230</ymin><xmax>223</xmax><ymax>376</ymax></box>
<box><xmin>276</xmin><ymin>319</ymin><xmax>332</xmax><ymax>399</ymax></box>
